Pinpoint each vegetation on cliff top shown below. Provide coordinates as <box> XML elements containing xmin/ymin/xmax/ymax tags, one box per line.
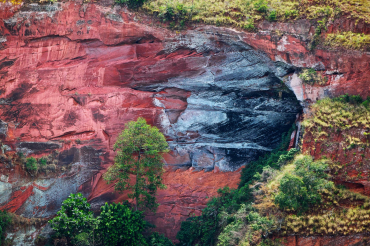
<box><xmin>143</xmin><ymin>0</ymin><xmax>370</xmax><ymax>30</ymax></box>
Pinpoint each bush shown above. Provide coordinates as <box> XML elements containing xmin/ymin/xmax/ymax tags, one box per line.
<box><xmin>254</xmin><ymin>0</ymin><xmax>268</xmax><ymax>13</ymax></box>
<box><xmin>38</xmin><ymin>158</ymin><xmax>47</xmax><ymax>167</ymax></box>
<box><xmin>50</xmin><ymin>194</ymin><xmax>173</xmax><ymax>245</ymax></box>
<box><xmin>176</xmin><ymin>186</ymin><xmax>252</xmax><ymax>246</ymax></box>
<box><xmin>116</xmin><ymin>0</ymin><xmax>147</xmax><ymax>8</ymax></box>
<box><xmin>299</xmin><ymin>68</ymin><xmax>327</xmax><ymax>86</ymax></box>
<box><xmin>49</xmin><ymin>193</ymin><xmax>96</xmax><ymax>241</ymax></box>
<box><xmin>98</xmin><ymin>202</ymin><xmax>147</xmax><ymax>246</ymax></box>
<box><xmin>274</xmin><ymin>156</ymin><xmax>334</xmax><ymax>213</ymax></box>
<box><xmin>157</xmin><ymin>3</ymin><xmax>191</xmax><ymax>29</ymax></box>
<box><xmin>0</xmin><ymin>210</ymin><xmax>11</xmax><ymax>244</ymax></box>
<box><xmin>268</xmin><ymin>10</ymin><xmax>277</xmax><ymax>21</ymax></box>
<box><xmin>26</xmin><ymin>157</ymin><xmax>38</xmax><ymax>173</ymax></box>
<box><xmin>333</xmin><ymin>93</ymin><xmax>364</xmax><ymax>105</ymax></box>
<box><xmin>148</xmin><ymin>232</ymin><xmax>174</xmax><ymax>246</ymax></box>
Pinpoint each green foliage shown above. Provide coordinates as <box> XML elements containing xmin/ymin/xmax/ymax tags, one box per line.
<box><xmin>217</xmin><ymin>204</ymin><xmax>276</xmax><ymax>246</ymax></box>
<box><xmin>243</xmin><ymin>19</ymin><xmax>255</xmax><ymax>31</ymax></box>
<box><xmin>50</xmin><ymin>194</ymin><xmax>172</xmax><ymax>245</ymax></box>
<box><xmin>49</xmin><ymin>193</ymin><xmax>96</xmax><ymax>240</ymax></box>
<box><xmin>177</xmin><ymin>187</ymin><xmax>252</xmax><ymax>246</ymax></box>
<box><xmin>267</xmin><ymin>10</ymin><xmax>277</xmax><ymax>21</ymax></box>
<box><xmin>310</xmin><ymin>18</ymin><xmax>327</xmax><ymax>50</ymax></box>
<box><xmin>0</xmin><ymin>210</ymin><xmax>11</xmax><ymax>245</ymax></box>
<box><xmin>333</xmin><ymin>93</ymin><xmax>365</xmax><ymax>105</ymax></box>
<box><xmin>73</xmin><ymin>232</ymin><xmax>93</xmax><ymax>246</ymax></box>
<box><xmin>98</xmin><ymin>202</ymin><xmax>147</xmax><ymax>246</ymax></box>
<box><xmin>157</xmin><ymin>3</ymin><xmax>192</xmax><ymax>29</ymax></box>
<box><xmin>274</xmin><ymin>156</ymin><xmax>334</xmax><ymax>213</ymax></box>
<box><xmin>116</xmin><ymin>0</ymin><xmax>147</xmax><ymax>8</ymax></box>
<box><xmin>25</xmin><ymin>157</ymin><xmax>38</xmax><ymax>173</ymax></box>
<box><xmin>302</xmin><ymin>95</ymin><xmax>370</xmax><ymax>152</ymax></box>
<box><xmin>299</xmin><ymin>68</ymin><xmax>327</xmax><ymax>86</ymax></box>
<box><xmin>324</xmin><ymin>31</ymin><xmax>370</xmax><ymax>51</ymax></box>
<box><xmin>148</xmin><ymin>232</ymin><xmax>174</xmax><ymax>246</ymax></box>
<box><xmin>144</xmin><ymin>0</ymin><xmax>370</xmax><ymax>31</ymax></box>
<box><xmin>104</xmin><ymin>117</ymin><xmax>169</xmax><ymax>211</ymax></box>
<box><xmin>176</xmin><ymin>124</ymin><xmax>296</xmax><ymax>245</ymax></box>
<box><xmin>38</xmin><ymin>158</ymin><xmax>47</xmax><ymax>167</ymax></box>
<box><xmin>254</xmin><ymin>0</ymin><xmax>268</xmax><ymax>13</ymax></box>
<box><xmin>246</xmin><ymin>211</ymin><xmax>275</xmax><ymax>236</ymax></box>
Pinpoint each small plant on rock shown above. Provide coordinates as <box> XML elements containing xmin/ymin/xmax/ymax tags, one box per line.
<box><xmin>26</xmin><ymin>157</ymin><xmax>38</xmax><ymax>174</ymax></box>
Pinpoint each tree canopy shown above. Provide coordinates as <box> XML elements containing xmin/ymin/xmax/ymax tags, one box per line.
<box><xmin>104</xmin><ymin>117</ymin><xmax>169</xmax><ymax>211</ymax></box>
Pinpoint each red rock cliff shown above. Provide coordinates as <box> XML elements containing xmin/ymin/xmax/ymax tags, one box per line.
<box><xmin>0</xmin><ymin>1</ymin><xmax>369</xmax><ymax>243</ymax></box>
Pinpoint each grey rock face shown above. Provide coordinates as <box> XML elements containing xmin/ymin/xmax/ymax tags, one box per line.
<box><xmin>131</xmin><ymin>29</ymin><xmax>301</xmax><ymax>171</ymax></box>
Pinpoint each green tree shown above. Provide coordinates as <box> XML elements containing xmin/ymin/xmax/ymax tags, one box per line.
<box><xmin>98</xmin><ymin>202</ymin><xmax>148</xmax><ymax>246</ymax></box>
<box><xmin>49</xmin><ymin>193</ymin><xmax>97</xmax><ymax>242</ymax></box>
<box><xmin>148</xmin><ymin>232</ymin><xmax>174</xmax><ymax>246</ymax></box>
<box><xmin>274</xmin><ymin>156</ymin><xmax>334</xmax><ymax>213</ymax></box>
<box><xmin>104</xmin><ymin>117</ymin><xmax>169</xmax><ymax>211</ymax></box>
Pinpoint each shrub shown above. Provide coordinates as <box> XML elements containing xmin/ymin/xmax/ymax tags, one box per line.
<box><xmin>49</xmin><ymin>193</ymin><xmax>96</xmax><ymax>241</ymax></box>
<box><xmin>299</xmin><ymin>68</ymin><xmax>327</xmax><ymax>86</ymax></box>
<box><xmin>26</xmin><ymin>157</ymin><xmax>38</xmax><ymax>173</ymax></box>
<box><xmin>274</xmin><ymin>156</ymin><xmax>334</xmax><ymax>213</ymax></box>
<box><xmin>148</xmin><ymin>232</ymin><xmax>174</xmax><ymax>246</ymax></box>
<box><xmin>243</xmin><ymin>20</ymin><xmax>255</xmax><ymax>31</ymax></box>
<box><xmin>177</xmin><ymin>186</ymin><xmax>252</xmax><ymax>245</ymax></box>
<box><xmin>98</xmin><ymin>202</ymin><xmax>147</xmax><ymax>246</ymax></box>
<box><xmin>254</xmin><ymin>0</ymin><xmax>268</xmax><ymax>13</ymax></box>
<box><xmin>157</xmin><ymin>3</ymin><xmax>191</xmax><ymax>29</ymax></box>
<box><xmin>0</xmin><ymin>210</ymin><xmax>11</xmax><ymax>244</ymax></box>
<box><xmin>38</xmin><ymin>158</ymin><xmax>47</xmax><ymax>167</ymax></box>
<box><xmin>116</xmin><ymin>0</ymin><xmax>147</xmax><ymax>8</ymax></box>
<box><xmin>268</xmin><ymin>10</ymin><xmax>277</xmax><ymax>21</ymax></box>
<box><xmin>333</xmin><ymin>93</ymin><xmax>364</xmax><ymax>105</ymax></box>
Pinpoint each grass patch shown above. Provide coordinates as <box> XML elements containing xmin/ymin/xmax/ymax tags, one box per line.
<box><xmin>299</xmin><ymin>68</ymin><xmax>328</xmax><ymax>86</ymax></box>
<box><xmin>324</xmin><ymin>31</ymin><xmax>370</xmax><ymax>50</ymax></box>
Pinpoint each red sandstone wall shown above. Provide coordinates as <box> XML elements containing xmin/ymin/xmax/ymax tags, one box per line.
<box><xmin>1</xmin><ymin>1</ymin><xmax>370</xmax><ymax>243</ymax></box>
